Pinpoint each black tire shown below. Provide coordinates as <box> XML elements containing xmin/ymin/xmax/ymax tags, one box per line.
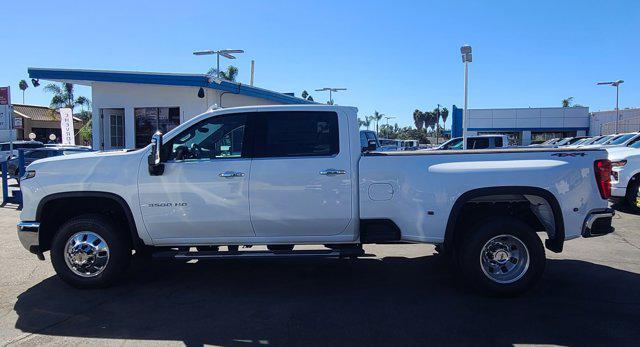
<box><xmin>457</xmin><ymin>217</ymin><xmax>545</xmax><ymax>297</ymax></box>
<box><xmin>51</xmin><ymin>214</ymin><xmax>131</xmax><ymax>289</ymax></box>
<box><xmin>625</xmin><ymin>177</ymin><xmax>640</xmax><ymax>213</ymax></box>
<box><xmin>267</xmin><ymin>244</ymin><xmax>294</xmax><ymax>251</ymax></box>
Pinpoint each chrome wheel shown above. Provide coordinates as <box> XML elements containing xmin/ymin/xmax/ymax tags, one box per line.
<box><xmin>64</xmin><ymin>231</ymin><xmax>110</xmax><ymax>278</ymax></box>
<box><xmin>480</xmin><ymin>234</ymin><xmax>530</xmax><ymax>284</ymax></box>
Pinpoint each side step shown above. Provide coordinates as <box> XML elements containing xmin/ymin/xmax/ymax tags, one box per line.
<box><xmin>153</xmin><ymin>247</ymin><xmax>368</xmax><ymax>260</ymax></box>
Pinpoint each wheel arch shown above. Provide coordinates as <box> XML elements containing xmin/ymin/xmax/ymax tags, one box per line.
<box><xmin>443</xmin><ymin>186</ymin><xmax>565</xmax><ymax>253</ymax></box>
<box><xmin>36</xmin><ymin>191</ymin><xmax>144</xmax><ymax>252</ymax></box>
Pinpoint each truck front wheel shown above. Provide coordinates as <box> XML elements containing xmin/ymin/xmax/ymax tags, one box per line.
<box><xmin>51</xmin><ymin>214</ymin><xmax>131</xmax><ymax>289</ymax></box>
<box><xmin>457</xmin><ymin>217</ymin><xmax>545</xmax><ymax>296</ymax></box>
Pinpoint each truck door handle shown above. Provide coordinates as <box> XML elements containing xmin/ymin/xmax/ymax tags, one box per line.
<box><xmin>219</xmin><ymin>171</ymin><xmax>245</xmax><ymax>178</ymax></box>
<box><xmin>319</xmin><ymin>169</ymin><xmax>346</xmax><ymax>176</ymax></box>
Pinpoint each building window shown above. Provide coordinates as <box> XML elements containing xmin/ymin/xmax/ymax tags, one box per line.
<box><xmin>110</xmin><ymin>114</ymin><xmax>124</xmax><ymax>148</ymax></box>
<box><xmin>134</xmin><ymin>107</ymin><xmax>180</xmax><ymax>148</ymax></box>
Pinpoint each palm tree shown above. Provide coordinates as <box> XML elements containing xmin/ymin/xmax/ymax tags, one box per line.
<box><xmin>208</xmin><ymin>65</ymin><xmax>239</xmax><ymax>81</ymax></box>
<box><xmin>371</xmin><ymin>111</ymin><xmax>384</xmax><ymax>135</ymax></box>
<box><xmin>441</xmin><ymin>107</ymin><xmax>449</xmax><ymax>126</ymax></box>
<box><xmin>562</xmin><ymin>97</ymin><xmax>574</xmax><ymax>107</ymax></box>
<box><xmin>413</xmin><ymin>109</ymin><xmax>425</xmax><ymax>130</ymax></box>
<box><xmin>18</xmin><ymin>80</ymin><xmax>28</xmax><ymax>104</ymax></box>
<box><xmin>301</xmin><ymin>90</ymin><xmax>314</xmax><ymax>102</ymax></box>
<box><xmin>43</xmin><ymin>82</ymin><xmax>88</xmax><ymax>112</ymax></box>
<box><xmin>364</xmin><ymin>116</ymin><xmax>371</xmax><ymax>130</ymax></box>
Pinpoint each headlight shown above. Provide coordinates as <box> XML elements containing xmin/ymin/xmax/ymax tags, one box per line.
<box><xmin>611</xmin><ymin>160</ymin><xmax>627</xmax><ymax>167</ymax></box>
<box><xmin>21</xmin><ymin>170</ymin><xmax>36</xmax><ymax>180</ymax></box>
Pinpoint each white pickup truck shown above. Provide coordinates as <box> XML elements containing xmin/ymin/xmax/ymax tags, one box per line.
<box><xmin>17</xmin><ymin>105</ymin><xmax>614</xmax><ymax>296</ymax></box>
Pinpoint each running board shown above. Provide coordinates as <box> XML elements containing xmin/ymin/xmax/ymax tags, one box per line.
<box><xmin>153</xmin><ymin>248</ymin><xmax>368</xmax><ymax>260</ymax></box>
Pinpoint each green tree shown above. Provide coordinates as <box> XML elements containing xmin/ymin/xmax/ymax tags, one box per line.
<box><xmin>44</xmin><ymin>83</ymin><xmax>83</xmax><ymax>110</ymax></box>
<box><xmin>18</xmin><ymin>79</ymin><xmax>28</xmax><ymax>104</ymax></box>
<box><xmin>412</xmin><ymin>109</ymin><xmax>425</xmax><ymax>130</ymax></box>
<box><xmin>301</xmin><ymin>90</ymin><xmax>314</xmax><ymax>102</ymax></box>
<box><xmin>370</xmin><ymin>111</ymin><xmax>384</xmax><ymax>134</ymax></box>
<box><xmin>562</xmin><ymin>97</ymin><xmax>574</xmax><ymax>107</ymax></box>
<box><xmin>208</xmin><ymin>65</ymin><xmax>239</xmax><ymax>81</ymax></box>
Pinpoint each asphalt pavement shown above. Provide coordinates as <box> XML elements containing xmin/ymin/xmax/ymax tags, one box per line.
<box><xmin>0</xmin><ymin>203</ymin><xmax>639</xmax><ymax>346</ymax></box>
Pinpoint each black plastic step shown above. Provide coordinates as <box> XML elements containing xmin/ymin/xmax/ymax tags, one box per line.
<box><xmin>153</xmin><ymin>247</ymin><xmax>367</xmax><ymax>260</ymax></box>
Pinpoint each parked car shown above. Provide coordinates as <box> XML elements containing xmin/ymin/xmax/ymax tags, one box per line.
<box><xmin>7</xmin><ymin>147</ymin><xmax>93</xmax><ymax>177</ymax></box>
<box><xmin>18</xmin><ymin>105</ymin><xmax>613</xmax><ymax>296</ymax></box>
<box><xmin>0</xmin><ymin>141</ymin><xmax>44</xmax><ymax>162</ymax></box>
<box><xmin>432</xmin><ymin>135</ymin><xmax>510</xmax><ymax>150</ymax></box>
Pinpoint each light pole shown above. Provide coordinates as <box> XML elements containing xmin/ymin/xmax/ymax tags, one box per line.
<box><xmin>460</xmin><ymin>45</ymin><xmax>472</xmax><ymax>148</ymax></box>
<box><xmin>193</xmin><ymin>49</ymin><xmax>244</xmax><ymax>78</ymax></box>
<box><xmin>596</xmin><ymin>80</ymin><xmax>624</xmax><ymax>134</ymax></box>
<box><xmin>384</xmin><ymin>116</ymin><xmax>395</xmax><ymax>138</ymax></box>
<box><xmin>315</xmin><ymin>87</ymin><xmax>347</xmax><ymax>105</ymax></box>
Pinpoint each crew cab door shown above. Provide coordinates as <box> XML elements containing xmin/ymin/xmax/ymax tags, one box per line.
<box><xmin>248</xmin><ymin>110</ymin><xmax>353</xmax><ymax>237</ymax></box>
<box><xmin>138</xmin><ymin>112</ymin><xmax>254</xmax><ymax>242</ymax></box>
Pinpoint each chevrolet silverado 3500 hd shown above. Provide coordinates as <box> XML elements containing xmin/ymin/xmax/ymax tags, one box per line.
<box><xmin>17</xmin><ymin>105</ymin><xmax>614</xmax><ymax>296</ymax></box>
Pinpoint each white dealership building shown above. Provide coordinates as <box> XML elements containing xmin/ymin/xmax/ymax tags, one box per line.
<box><xmin>28</xmin><ymin>68</ymin><xmax>312</xmax><ymax>150</ymax></box>
<box><xmin>451</xmin><ymin>105</ymin><xmax>590</xmax><ymax>145</ymax></box>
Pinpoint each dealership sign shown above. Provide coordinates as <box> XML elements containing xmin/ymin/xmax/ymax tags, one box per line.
<box><xmin>60</xmin><ymin>108</ymin><xmax>75</xmax><ymax>145</ymax></box>
<box><xmin>0</xmin><ymin>87</ymin><xmax>11</xmax><ymax>130</ymax></box>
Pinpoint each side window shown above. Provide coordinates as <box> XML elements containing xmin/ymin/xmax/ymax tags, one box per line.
<box><xmin>494</xmin><ymin>137</ymin><xmax>503</xmax><ymax>147</ymax></box>
<box><xmin>164</xmin><ymin>114</ymin><xmax>247</xmax><ymax>161</ymax></box>
<box><xmin>360</xmin><ymin>132</ymin><xmax>367</xmax><ymax>148</ymax></box>
<box><xmin>468</xmin><ymin>137</ymin><xmax>489</xmax><ymax>149</ymax></box>
<box><xmin>253</xmin><ymin>111</ymin><xmax>339</xmax><ymax>158</ymax></box>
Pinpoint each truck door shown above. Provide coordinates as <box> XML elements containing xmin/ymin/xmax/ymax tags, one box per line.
<box><xmin>248</xmin><ymin>110</ymin><xmax>353</xmax><ymax>237</ymax></box>
<box><xmin>138</xmin><ymin>113</ymin><xmax>255</xmax><ymax>242</ymax></box>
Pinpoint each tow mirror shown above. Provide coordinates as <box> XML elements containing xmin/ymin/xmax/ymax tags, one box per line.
<box><xmin>364</xmin><ymin>139</ymin><xmax>377</xmax><ymax>152</ymax></box>
<box><xmin>148</xmin><ymin>131</ymin><xmax>165</xmax><ymax>176</ymax></box>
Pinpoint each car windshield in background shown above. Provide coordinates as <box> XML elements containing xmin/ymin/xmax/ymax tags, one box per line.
<box><xmin>593</xmin><ymin>136</ymin><xmax>614</xmax><ymax>144</ymax></box>
<box><xmin>555</xmin><ymin>138</ymin><xmax>572</xmax><ymax>146</ymax></box>
<box><xmin>607</xmin><ymin>134</ymin><xmax>637</xmax><ymax>145</ymax></box>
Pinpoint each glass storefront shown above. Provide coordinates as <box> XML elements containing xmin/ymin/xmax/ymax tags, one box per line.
<box><xmin>531</xmin><ymin>131</ymin><xmax>577</xmax><ymax>144</ymax></box>
<box><xmin>134</xmin><ymin>107</ymin><xmax>180</xmax><ymax>148</ymax></box>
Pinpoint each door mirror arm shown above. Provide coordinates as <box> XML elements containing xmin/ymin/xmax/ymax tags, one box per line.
<box><xmin>148</xmin><ymin>131</ymin><xmax>165</xmax><ymax>176</ymax></box>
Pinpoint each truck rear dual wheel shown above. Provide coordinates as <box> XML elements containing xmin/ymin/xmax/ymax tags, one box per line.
<box><xmin>51</xmin><ymin>214</ymin><xmax>131</xmax><ymax>289</ymax></box>
<box><xmin>457</xmin><ymin>217</ymin><xmax>545</xmax><ymax>297</ymax></box>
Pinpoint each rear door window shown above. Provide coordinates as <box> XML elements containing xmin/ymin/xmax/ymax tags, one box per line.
<box><xmin>253</xmin><ymin>111</ymin><xmax>339</xmax><ymax>158</ymax></box>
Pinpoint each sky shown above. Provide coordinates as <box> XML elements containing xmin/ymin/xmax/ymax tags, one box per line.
<box><xmin>1</xmin><ymin>0</ymin><xmax>639</xmax><ymax>128</ymax></box>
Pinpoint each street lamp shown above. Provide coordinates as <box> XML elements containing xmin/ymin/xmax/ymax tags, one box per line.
<box><xmin>315</xmin><ymin>87</ymin><xmax>347</xmax><ymax>105</ymax></box>
<box><xmin>384</xmin><ymin>116</ymin><xmax>395</xmax><ymax>138</ymax></box>
<box><xmin>596</xmin><ymin>80</ymin><xmax>624</xmax><ymax>134</ymax></box>
<box><xmin>193</xmin><ymin>49</ymin><xmax>244</xmax><ymax>78</ymax></box>
<box><xmin>460</xmin><ymin>44</ymin><xmax>472</xmax><ymax>147</ymax></box>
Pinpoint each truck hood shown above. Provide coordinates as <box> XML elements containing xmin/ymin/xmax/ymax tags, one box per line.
<box><xmin>26</xmin><ymin>148</ymin><xmax>148</xmax><ymax>187</ymax></box>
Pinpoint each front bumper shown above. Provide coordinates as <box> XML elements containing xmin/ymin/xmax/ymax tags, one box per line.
<box><xmin>582</xmin><ymin>208</ymin><xmax>615</xmax><ymax>238</ymax></box>
<box><xmin>17</xmin><ymin>221</ymin><xmax>44</xmax><ymax>260</ymax></box>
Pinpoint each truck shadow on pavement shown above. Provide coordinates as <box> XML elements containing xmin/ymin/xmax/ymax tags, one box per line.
<box><xmin>13</xmin><ymin>254</ymin><xmax>640</xmax><ymax>346</ymax></box>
